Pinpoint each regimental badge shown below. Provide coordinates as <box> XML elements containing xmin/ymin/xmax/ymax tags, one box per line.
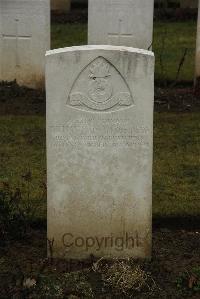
<box><xmin>67</xmin><ymin>57</ymin><xmax>134</xmax><ymax>112</ymax></box>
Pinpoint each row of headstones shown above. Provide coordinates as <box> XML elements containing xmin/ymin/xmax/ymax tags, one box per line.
<box><xmin>0</xmin><ymin>0</ymin><xmax>199</xmax><ymax>89</ymax></box>
<box><xmin>0</xmin><ymin>0</ymin><xmax>199</xmax><ymax>259</ymax></box>
<box><xmin>52</xmin><ymin>0</ymin><xmax>199</xmax><ymax>11</ymax></box>
<box><xmin>0</xmin><ymin>0</ymin><xmax>153</xmax><ymax>88</ymax></box>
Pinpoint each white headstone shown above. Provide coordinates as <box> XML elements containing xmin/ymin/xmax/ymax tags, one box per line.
<box><xmin>46</xmin><ymin>45</ymin><xmax>154</xmax><ymax>259</ymax></box>
<box><xmin>88</xmin><ymin>0</ymin><xmax>154</xmax><ymax>50</ymax></box>
<box><xmin>195</xmin><ymin>0</ymin><xmax>200</xmax><ymax>84</ymax></box>
<box><xmin>0</xmin><ymin>0</ymin><xmax>50</xmax><ymax>89</ymax></box>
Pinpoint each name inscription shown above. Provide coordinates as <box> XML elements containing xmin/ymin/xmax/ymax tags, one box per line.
<box><xmin>49</xmin><ymin>117</ymin><xmax>150</xmax><ymax>149</ymax></box>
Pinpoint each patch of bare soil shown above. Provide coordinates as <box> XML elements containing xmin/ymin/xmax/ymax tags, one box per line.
<box><xmin>0</xmin><ymin>81</ymin><xmax>45</xmax><ymax>116</ymax></box>
<box><xmin>155</xmin><ymin>87</ymin><xmax>200</xmax><ymax>112</ymax></box>
<box><xmin>0</xmin><ymin>81</ymin><xmax>200</xmax><ymax>116</ymax></box>
<box><xmin>0</xmin><ymin>227</ymin><xmax>200</xmax><ymax>298</ymax></box>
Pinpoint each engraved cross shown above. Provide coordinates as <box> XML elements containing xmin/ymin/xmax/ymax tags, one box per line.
<box><xmin>2</xmin><ymin>18</ymin><xmax>31</xmax><ymax>67</ymax></box>
<box><xmin>108</xmin><ymin>18</ymin><xmax>133</xmax><ymax>45</ymax></box>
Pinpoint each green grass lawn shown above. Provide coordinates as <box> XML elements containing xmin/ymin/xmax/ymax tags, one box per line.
<box><xmin>153</xmin><ymin>21</ymin><xmax>196</xmax><ymax>83</ymax></box>
<box><xmin>0</xmin><ymin>112</ymin><xmax>199</xmax><ymax>220</ymax></box>
<box><xmin>0</xmin><ymin>116</ymin><xmax>46</xmax><ymax>219</ymax></box>
<box><xmin>51</xmin><ymin>20</ymin><xmax>197</xmax><ymax>83</ymax></box>
<box><xmin>153</xmin><ymin>112</ymin><xmax>200</xmax><ymax>218</ymax></box>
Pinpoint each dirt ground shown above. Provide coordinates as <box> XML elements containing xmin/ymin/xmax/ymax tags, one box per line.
<box><xmin>0</xmin><ymin>81</ymin><xmax>45</xmax><ymax>116</ymax></box>
<box><xmin>0</xmin><ymin>81</ymin><xmax>200</xmax><ymax>116</ymax></box>
<box><xmin>0</xmin><ymin>227</ymin><xmax>200</xmax><ymax>298</ymax></box>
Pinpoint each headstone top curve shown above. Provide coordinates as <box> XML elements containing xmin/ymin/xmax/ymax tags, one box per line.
<box><xmin>46</xmin><ymin>45</ymin><xmax>154</xmax><ymax>58</ymax></box>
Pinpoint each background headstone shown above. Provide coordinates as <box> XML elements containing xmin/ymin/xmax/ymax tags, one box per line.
<box><xmin>51</xmin><ymin>0</ymin><xmax>71</xmax><ymax>14</ymax></box>
<box><xmin>0</xmin><ymin>0</ymin><xmax>50</xmax><ymax>89</ymax></box>
<box><xmin>88</xmin><ymin>0</ymin><xmax>154</xmax><ymax>50</ymax></box>
<box><xmin>46</xmin><ymin>45</ymin><xmax>154</xmax><ymax>259</ymax></box>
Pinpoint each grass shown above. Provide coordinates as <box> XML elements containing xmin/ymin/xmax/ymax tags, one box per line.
<box><xmin>0</xmin><ymin>112</ymin><xmax>199</xmax><ymax>220</ymax></box>
<box><xmin>153</xmin><ymin>21</ymin><xmax>196</xmax><ymax>83</ymax></box>
<box><xmin>51</xmin><ymin>20</ymin><xmax>197</xmax><ymax>83</ymax></box>
<box><xmin>51</xmin><ymin>23</ymin><xmax>87</xmax><ymax>49</ymax></box>
<box><xmin>153</xmin><ymin>112</ymin><xmax>200</xmax><ymax>218</ymax></box>
<box><xmin>0</xmin><ymin>116</ymin><xmax>46</xmax><ymax>220</ymax></box>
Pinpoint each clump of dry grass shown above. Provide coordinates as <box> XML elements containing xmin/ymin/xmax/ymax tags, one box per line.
<box><xmin>93</xmin><ymin>258</ymin><xmax>156</xmax><ymax>297</ymax></box>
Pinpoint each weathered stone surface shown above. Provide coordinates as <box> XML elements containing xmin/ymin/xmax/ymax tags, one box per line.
<box><xmin>51</xmin><ymin>0</ymin><xmax>71</xmax><ymax>14</ymax></box>
<box><xmin>0</xmin><ymin>0</ymin><xmax>50</xmax><ymax>89</ymax></box>
<box><xmin>46</xmin><ymin>45</ymin><xmax>154</xmax><ymax>259</ymax></box>
<box><xmin>88</xmin><ymin>0</ymin><xmax>154</xmax><ymax>50</ymax></box>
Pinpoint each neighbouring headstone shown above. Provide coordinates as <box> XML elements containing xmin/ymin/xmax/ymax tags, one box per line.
<box><xmin>88</xmin><ymin>0</ymin><xmax>154</xmax><ymax>50</ymax></box>
<box><xmin>0</xmin><ymin>0</ymin><xmax>50</xmax><ymax>89</ymax></box>
<box><xmin>51</xmin><ymin>0</ymin><xmax>71</xmax><ymax>14</ymax></box>
<box><xmin>46</xmin><ymin>45</ymin><xmax>154</xmax><ymax>259</ymax></box>
<box><xmin>195</xmin><ymin>0</ymin><xmax>200</xmax><ymax>87</ymax></box>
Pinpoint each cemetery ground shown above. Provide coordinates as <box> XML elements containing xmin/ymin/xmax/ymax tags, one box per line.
<box><xmin>0</xmin><ymin>20</ymin><xmax>200</xmax><ymax>298</ymax></box>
